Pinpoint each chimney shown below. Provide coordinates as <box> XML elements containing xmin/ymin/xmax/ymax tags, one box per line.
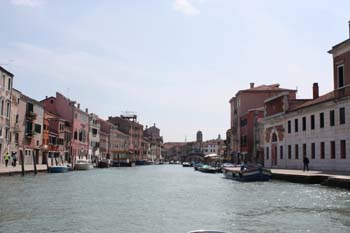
<box><xmin>313</xmin><ymin>83</ymin><xmax>319</xmax><ymax>99</ymax></box>
<box><xmin>85</xmin><ymin>108</ymin><xmax>88</xmax><ymax>113</ymax></box>
<box><xmin>77</xmin><ymin>103</ymin><xmax>80</xmax><ymax>109</ymax></box>
<box><xmin>45</xmin><ymin>96</ymin><xmax>48</xmax><ymax>99</ymax></box>
<box><xmin>348</xmin><ymin>20</ymin><xmax>350</xmax><ymax>40</ymax></box>
<box><xmin>250</xmin><ymin>83</ymin><xmax>255</xmax><ymax>88</ymax></box>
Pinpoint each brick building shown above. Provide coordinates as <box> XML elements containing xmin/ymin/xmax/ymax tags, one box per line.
<box><xmin>108</xmin><ymin>114</ymin><xmax>143</xmax><ymax>162</ymax></box>
<box><xmin>41</xmin><ymin>92</ymin><xmax>89</xmax><ymax>165</ymax></box>
<box><xmin>228</xmin><ymin>83</ymin><xmax>296</xmax><ymax>162</ymax></box>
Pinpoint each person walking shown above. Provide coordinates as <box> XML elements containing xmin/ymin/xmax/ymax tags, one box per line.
<box><xmin>12</xmin><ymin>152</ymin><xmax>17</xmax><ymax>167</ymax></box>
<box><xmin>303</xmin><ymin>156</ymin><xmax>309</xmax><ymax>172</ymax></box>
<box><xmin>4</xmin><ymin>152</ymin><xmax>10</xmax><ymax>167</ymax></box>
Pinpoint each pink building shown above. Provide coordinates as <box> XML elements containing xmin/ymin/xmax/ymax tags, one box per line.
<box><xmin>41</xmin><ymin>92</ymin><xmax>89</xmax><ymax>164</ymax></box>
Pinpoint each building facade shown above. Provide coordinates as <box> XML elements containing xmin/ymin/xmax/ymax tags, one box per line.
<box><xmin>264</xmin><ymin>27</ymin><xmax>350</xmax><ymax>171</ymax></box>
<box><xmin>11</xmin><ymin>89</ymin><xmax>44</xmax><ymax>165</ymax></box>
<box><xmin>41</xmin><ymin>92</ymin><xmax>89</xmax><ymax>165</ymax></box>
<box><xmin>144</xmin><ymin>124</ymin><xmax>163</xmax><ymax>162</ymax></box>
<box><xmin>109</xmin><ymin>125</ymin><xmax>130</xmax><ymax>164</ymax></box>
<box><xmin>89</xmin><ymin>113</ymin><xmax>100</xmax><ymax>161</ymax></box>
<box><xmin>0</xmin><ymin>66</ymin><xmax>13</xmax><ymax>164</ymax></box>
<box><xmin>108</xmin><ymin>115</ymin><xmax>143</xmax><ymax>161</ymax></box>
<box><xmin>228</xmin><ymin>83</ymin><xmax>297</xmax><ymax>162</ymax></box>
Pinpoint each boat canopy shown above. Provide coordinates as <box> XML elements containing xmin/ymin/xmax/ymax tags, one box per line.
<box><xmin>204</xmin><ymin>153</ymin><xmax>219</xmax><ymax>158</ymax></box>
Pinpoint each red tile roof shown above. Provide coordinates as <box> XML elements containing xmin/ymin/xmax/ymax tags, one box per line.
<box><xmin>288</xmin><ymin>91</ymin><xmax>335</xmax><ymax>111</ymax></box>
<box><xmin>236</xmin><ymin>84</ymin><xmax>296</xmax><ymax>96</ymax></box>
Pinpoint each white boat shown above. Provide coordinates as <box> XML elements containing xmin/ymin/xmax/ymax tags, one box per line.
<box><xmin>75</xmin><ymin>158</ymin><xmax>93</xmax><ymax>170</ymax></box>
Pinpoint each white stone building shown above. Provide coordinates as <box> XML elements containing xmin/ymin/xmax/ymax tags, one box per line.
<box><xmin>263</xmin><ymin>27</ymin><xmax>350</xmax><ymax>171</ymax></box>
<box><xmin>88</xmin><ymin>113</ymin><xmax>100</xmax><ymax>160</ymax></box>
<box><xmin>0</xmin><ymin>66</ymin><xmax>13</xmax><ymax>164</ymax></box>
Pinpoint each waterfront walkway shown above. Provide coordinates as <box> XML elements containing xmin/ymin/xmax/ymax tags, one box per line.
<box><xmin>0</xmin><ymin>164</ymin><xmax>47</xmax><ymax>176</ymax></box>
<box><xmin>271</xmin><ymin>168</ymin><xmax>350</xmax><ymax>189</ymax></box>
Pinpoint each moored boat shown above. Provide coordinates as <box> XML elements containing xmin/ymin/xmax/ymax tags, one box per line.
<box><xmin>48</xmin><ymin>165</ymin><xmax>69</xmax><ymax>173</ymax></box>
<box><xmin>197</xmin><ymin>165</ymin><xmax>221</xmax><ymax>173</ymax></box>
<box><xmin>74</xmin><ymin>158</ymin><xmax>93</xmax><ymax>170</ymax></box>
<box><xmin>223</xmin><ymin>164</ymin><xmax>271</xmax><ymax>182</ymax></box>
<box><xmin>98</xmin><ymin>159</ymin><xmax>111</xmax><ymax>168</ymax></box>
<box><xmin>182</xmin><ymin>162</ymin><xmax>191</xmax><ymax>167</ymax></box>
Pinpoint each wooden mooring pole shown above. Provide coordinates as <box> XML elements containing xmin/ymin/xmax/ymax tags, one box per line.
<box><xmin>20</xmin><ymin>150</ymin><xmax>24</xmax><ymax>176</ymax></box>
<box><xmin>32</xmin><ymin>150</ymin><xmax>37</xmax><ymax>175</ymax></box>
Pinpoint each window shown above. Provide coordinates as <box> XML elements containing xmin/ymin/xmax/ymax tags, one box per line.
<box><xmin>0</xmin><ymin>127</ymin><xmax>2</xmax><ymax>138</ymax></box>
<box><xmin>331</xmin><ymin>141</ymin><xmax>335</xmax><ymax>159</ymax></box>
<box><xmin>74</xmin><ymin>131</ymin><xmax>78</xmax><ymax>140</ymax></box>
<box><xmin>7</xmin><ymin>78</ymin><xmax>11</xmax><ymax>91</ymax></box>
<box><xmin>338</xmin><ymin>65</ymin><xmax>344</xmax><ymax>88</ymax></box>
<box><xmin>5</xmin><ymin>128</ymin><xmax>9</xmax><ymax>141</ymax></box>
<box><xmin>311</xmin><ymin>143</ymin><xmax>315</xmax><ymax>159</ymax></box>
<box><xmin>15</xmin><ymin>114</ymin><xmax>19</xmax><ymax>123</ymax></box>
<box><xmin>341</xmin><ymin>140</ymin><xmax>346</xmax><ymax>159</ymax></box>
<box><xmin>49</xmin><ymin>136</ymin><xmax>57</xmax><ymax>145</ymax></box>
<box><xmin>26</xmin><ymin>121</ymin><xmax>33</xmax><ymax>135</ymax></box>
<box><xmin>240</xmin><ymin>119</ymin><xmax>247</xmax><ymax>127</ymax></box>
<box><xmin>295</xmin><ymin>144</ymin><xmax>299</xmax><ymax>160</ymax></box>
<box><xmin>294</xmin><ymin>119</ymin><xmax>298</xmax><ymax>132</ymax></box>
<box><xmin>280</xmin><ymin>145</ymin><xmax>283</xmax><ymax>159</ymax></box>
<box><xmin>2</xmin><ymin>76</ymin><xmax>5</xmax><ymax>88</ymax></box>
<box><xmin>34</xmin><ymin>124</ymin><xmax>41</xmax><ymax>134</ymax></box>
<box><xmin>311</xmin><ymin>115</ymin><xmax>315</xmax><ymax>130</ymax></box>
<box><xmin>6</xmin><ymin>102</ymin><xmax>10</xmax><ymax>118</ymax></box>
<box><xmin>302</xmin><ymin>117</ymin><xmax>306</xmax><ymax>131</ymax></box>
<box><xmin>330</xmin><ymin>110</ymin><xmax>335</xmax><ymax>126</ymax></box>
<box><xmin>320</xmin><ymin>142</ymin><xmax>325</xmax><ymax>159</ymax></box>
<box><xmin>266</xmin><ymin>147</ymin><xmax>269</xmax><ymax>160</ymax></box>
<box><xmin>0</xmin><ymin>100</ymin><xmax>3</xmax><ymax>115</ymax></box>
<box><xmin>320</xmin><ymin>112</ymin><xmax>324</xmax><ymax>128</ymax></box>
<box><xmin>26</xmin><ymin>102</ymin><xmax>34</xmax><ymax>113</ymax></box>
<box><xmin>340</xmin><ymin>108</ymin><xmax>345</xmax><ymax>124</ymax></box>
<box><xmin>288</xmin><ymin>120</ymin><xmax>291</xmax><ymax>133</ymax></box>
<box><xmin>303</xmin><ymin>144</ymin><xmax>307</xmax><ymax>158</ymax></box>
<box><xmin>92</xmin><ymin>128</ymin><xmax>98</xmax><ymax>136</ymax></box>
<box><xmin>79</xmin><ymin>131</ymin><xmax>83</xmax><ymax>141</ymax></box>
<box><xmin>25</xmin><ymin>149</ymin><xmax>32</xmax><ymax>156</ymax></box>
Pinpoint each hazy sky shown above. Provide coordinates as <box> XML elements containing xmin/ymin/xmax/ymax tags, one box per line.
<box><xmin>0</xmin><ymin>0</ymin><xmax>349</xmax><ymax>142</ymax></box>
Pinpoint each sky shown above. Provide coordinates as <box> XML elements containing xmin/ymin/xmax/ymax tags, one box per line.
<box><xmin>0</xmin><ymin>0</ymin><xmax>349</xmax><ymax>142</ymax></box>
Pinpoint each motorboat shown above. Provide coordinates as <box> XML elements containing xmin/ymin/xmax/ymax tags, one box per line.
<box><xmin>197</xmin><ymin>165</ymin><xmax>221</xmax><ymax>173</ymax></box>
<box><xmin>182</xmin><ymin>162</ymin><xmax>191</xmax><ymax>167</ymax></box>
<box><xmin>193</xmin><ymin>162</ymin><xmax>204</xmax><ymax>171</ymax></box>
<box><xmin>223</xmin><ymin>164</ymin><xmax>271</xmax><ymax>182</ymax></box>
<box><xmin>74</xmin><ymin>158</ymin><xmax>93</xmax><ymax>170</ymax></box>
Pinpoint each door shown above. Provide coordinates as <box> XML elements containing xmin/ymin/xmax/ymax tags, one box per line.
<box><xmin>271</xmin><ymin>144</ymin><xmax>277</xmax><ymax>166</ymax></box>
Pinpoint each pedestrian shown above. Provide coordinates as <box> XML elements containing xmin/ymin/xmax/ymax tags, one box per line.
<box><xmin>303</xmin><ymin>156</ymin><xmax>309</xmax><ymax>172</ymax></box>
<box><xmin>4</xmin><ymin>152</ymin><xmax>10</xmax><ymax>167</ymax></box>
<box><xmin>12</xmin><ymin>152</ymin><xmax>17</xmax><ymax>167</ymax></box>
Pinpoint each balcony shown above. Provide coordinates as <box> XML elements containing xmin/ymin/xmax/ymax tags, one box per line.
<box><xmin>25</xmin><ymin>130</ymin><xmax>34</xmax><ymax>138</ymax></box>
<box><xmin>26</xmin><ymin>111</ymin><xmax>37</xmax><ymax>120</ymax></box>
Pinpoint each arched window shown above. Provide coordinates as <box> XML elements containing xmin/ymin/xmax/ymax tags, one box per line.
<box><xmin>272</xmin><ymin>133</ymin><xmax>278</xmax><ymax>142</ymax></box>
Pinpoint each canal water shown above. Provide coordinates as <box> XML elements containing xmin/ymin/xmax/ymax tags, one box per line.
<box><xmin>1</xmin><ymin>165</ymin><xmax>350</xmax><ymax>233</ymax></box>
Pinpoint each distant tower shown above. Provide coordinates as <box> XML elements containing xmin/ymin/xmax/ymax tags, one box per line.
<box><xmin>196</xmin><ymin>130</ymin><xmax>203</xmax><ymax>143</ymax></box>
